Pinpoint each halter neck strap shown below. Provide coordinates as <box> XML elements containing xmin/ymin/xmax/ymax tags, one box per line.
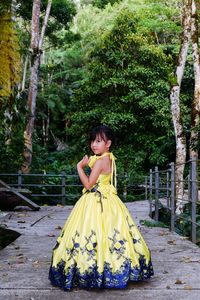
<box><xmin>110</xmin><ymin>153</ymin><xmax>117</xmax><ymax>188</ymax></box>
<box><xmin>88</xmin><ymin>152</ymin><xmax>117</xmax><ymax>188</ymax></box>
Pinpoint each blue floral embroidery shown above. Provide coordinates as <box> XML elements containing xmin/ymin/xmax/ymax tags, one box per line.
<box><xmin>66</xmin><ymin>230</ymin><xmax>80</xmax><ymax>261</ymax></box>
<box><xmin>126</xmin><ymin>215</ymin><xmax>135</xmax><ymax>231</ymax></box>
<box><xmin>133</xmin><ymin>238</ymin><xmax>141</xmax><ymax>244</ymax></box>
<box><xmin>108</xmin><ymin>229</ymin><xmax>127</xmax><ymax>260</ymax></box>
<box><xmin>49</xmin><ymin>257</ymin><xmax>154</xmax><ymax>291</ymax></box>
<box><xmin>49</xmin><ymin>229</ymin><xmax>154</xmax><ymax>291</ymax></box>
<box><xmin>80</xmin><ymin>230</ymin><xmax>97</xmax><ymax>262</ymax></box>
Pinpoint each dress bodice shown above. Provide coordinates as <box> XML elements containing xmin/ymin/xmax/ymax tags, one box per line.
<box><xmin>97</xmin><ymin>173</ymin><xmax>112</xmax><ymax>185</ymax></box>
<box><xmin>82</xmin><ymin>152</ymin><xmax>117</xmax><ymax>194</ymax></box>
<box><xmin>88</xmin><ymin>152</ymin><xmax>117</xmax><ymax>186</ymax></box>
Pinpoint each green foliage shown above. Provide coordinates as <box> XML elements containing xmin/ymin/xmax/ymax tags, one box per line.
<box><xmin>140</xmin><ymin>219</ymin><xmax>169</xmax><ymax>228</ymax></box>
<box><xmin>18</xmin><ymin>0</ymin><xmax>76</xmax><ymax>23</ymax></box>
<box><xmin>0</xmin><ymin>93</ymin><xmax>27</xmax><ymax>172</ymax></box>
<box><xmin>68</xmin><ymin>9</ymin><xmax>174</xmax><ymax>173</ymax></box>
<box><xmin>0</xmin><ymin>0</ymin><xmax>195</xmax><ymax>178</ymax></box>
<box><xmin>31</xmin><ymin>144</ymin><xmax>77</xmax><ymax>173</ymax></box>
<box><xmin>0</xmin><ymin>0</ymin><xmax>11</xmax><ymax>15</ymax></box>
<box><xmin>50</xmin><ymin>0</ymin><xmax>76</xmax><ymax>25</ymax></box>
<box><xmin>44</xmin><ymin>0</ymin><xmax>77</xmax><ymax>47</ymax></box>
<box><xmin>158</xmin><ymin>203</ymin><xmax>200</xmax><ymax>245</ymax></box>
<box><xmin>92</xmin><ymin>0</ymin><xmax>120</xmax><ymax>9</ymax></box>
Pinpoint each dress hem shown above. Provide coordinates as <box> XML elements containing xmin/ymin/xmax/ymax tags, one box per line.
<box><xmin>48</xmin><ymin>258</ymin><xmax>154</xmax><ymax>291</ymax></box>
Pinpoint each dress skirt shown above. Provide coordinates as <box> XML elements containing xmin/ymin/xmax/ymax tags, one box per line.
<box><xmin>48</xmin><ymin>180</ymin><xmax>154</xmax><ymax>291</ymax></box>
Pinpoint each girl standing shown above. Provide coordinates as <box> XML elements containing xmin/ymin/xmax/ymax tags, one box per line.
<box><xmin>49</xmin><ymin>125</ymin><xmax>154</xmax><ymax>290</ymax></box>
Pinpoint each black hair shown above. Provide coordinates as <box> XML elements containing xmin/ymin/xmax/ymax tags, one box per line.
<box><xmin>89</xmin><ymin>124</ymin><xmax>115</xmax><ymax>147</ymax></box>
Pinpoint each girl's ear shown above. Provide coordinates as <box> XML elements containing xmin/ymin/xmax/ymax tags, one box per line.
<box><xmin>106</xmin><ymin>139</ymin><xmax>112</xmax><ymax>149</ymax></box>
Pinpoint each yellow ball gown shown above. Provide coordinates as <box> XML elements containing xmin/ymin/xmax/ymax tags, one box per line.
<box><xmin>49</xmin><ymin>152</ymin><xmax>154</xmax><ymax>290</ymax></box>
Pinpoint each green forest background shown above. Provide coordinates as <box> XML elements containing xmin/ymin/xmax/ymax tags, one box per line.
<box><xmin>0</xmin><ymin>0</ymin><xmax>197</xmax><ymax>177</ymax></box>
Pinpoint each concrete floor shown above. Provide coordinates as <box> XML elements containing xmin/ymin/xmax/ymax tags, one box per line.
<box><xmin>1</xmin><ymin>201</ymin><xmax>200</xmax><ymax>300</ymax></box>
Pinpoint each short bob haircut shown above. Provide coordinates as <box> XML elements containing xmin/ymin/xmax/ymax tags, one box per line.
<box><xmin>89</xmin><ymin>124</ymin><xmax>115</xmax><ymax>147</ymax></box>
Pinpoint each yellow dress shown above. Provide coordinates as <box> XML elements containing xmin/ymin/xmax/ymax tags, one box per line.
<box><xmin>49</xmin><ymin>152</ymin><xmax>154</xmax><ymax>290</ymax></box>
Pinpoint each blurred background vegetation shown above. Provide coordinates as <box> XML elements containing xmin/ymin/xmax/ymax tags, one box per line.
<box><xmin>0</xmin><ymin>0</ymin><xmax>198</xmax><ymax>177</ymax></box>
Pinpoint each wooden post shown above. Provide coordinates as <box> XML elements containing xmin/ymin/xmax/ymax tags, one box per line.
<box><xmin>61</xmin><ymin>171</ymin><xmax>66</xmax><ymax>205</ymax></box>
<box><xmin>155</xmin><ymin>166</ymin><xmax>159</xmax><ymax>221</ymax></box>
<box><xmin>149</xmin><ymin>169</ymin><xmax>153</xmax><ymax>218</ymax></box>
<box><xmin>191</xmin><ymin>159</ymin><xmax>197</xmax><ymax>244</ymax></box>
<box><xmin>170</xmin><ymin>162</ymin><xmax>175</xmax><ymax>232</ymax></box>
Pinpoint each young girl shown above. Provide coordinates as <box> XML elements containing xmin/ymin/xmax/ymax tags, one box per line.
<box><xmin>48</xmin><ymin>125</ymin><xmax>154</xmax><ymax>290</ymax></box>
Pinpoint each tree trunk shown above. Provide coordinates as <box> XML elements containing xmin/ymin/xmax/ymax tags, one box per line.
<box><xmin>21</xmin><ymin>55</ymin><xmax>29</xmax><ymax>91</ymax></box>
<box><xmin>22</xmin><ymin>0</ymin><xmax>52</xmax><ymax>173</ymax></box>
<box><xmin>190</xmin><ymin>0</ymin><xmax>200</xmax><ymax>160</ymax></box>
<box><xmin>50</xmin><ymin>130</ymin><xmax>68</xmax><ymax>151</ymax></box>
<box><xmin>169</xmin><ymin>0</ymin><xmax>192</xmax><ymax>214</ymax></box>
<box><xmin>11</xmin><ymin>0</ymin><xmax>17</xmax><ymax>21</ymax></box>
<box><xmin>22</xmin><ymin>0</ymin><xmax>41</xmax><ymax>173</ymax></box>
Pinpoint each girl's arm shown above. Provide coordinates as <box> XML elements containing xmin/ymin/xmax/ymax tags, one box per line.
<box><xmin>77</xmin><ymin>156</ymin><xmax>103</xmax><ymax>190</ymax></box>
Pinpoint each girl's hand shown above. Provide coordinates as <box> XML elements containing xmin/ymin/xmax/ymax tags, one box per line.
<box><xmin>77</xmin><ymin>155</ymin><xmax>89</xmax><ymax>169</ymax></box>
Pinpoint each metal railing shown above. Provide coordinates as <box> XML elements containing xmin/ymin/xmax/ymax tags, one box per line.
<box><xmin>0</xmin><ymin>171</ymin><xmax>147</xmax><ymax>205</ymax></box>
<box><xmin>146</xmin><ymin>159</ymin><xmax>200</xmax><ymax>244</ymax></box>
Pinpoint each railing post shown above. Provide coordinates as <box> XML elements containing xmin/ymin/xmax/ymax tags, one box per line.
<box><xmin>18</xmin><ymin>170</ymin><xmax>22</xmax><ymax>189</ymax></box>
<box><xmin>170</xmin><ymin>162</ymin><xmax>175</xmax><ymax>232</ymax></box>
<box><xmin>166</xmin><ymin>170</ymin><xmax>170</xmax><ymax>208</ymax></box>
<box><xmin>61</xmin><ymin>171</ymin><xmax>66</xmax><ymax>205</ymax></box>
<box><xmin>191</xmin><ymin>159</ymin><xmax>197</xmax><ymax>244</ymax></box>
<box><xmin>188</xmin><ymin>172</ymin><xmax>190</xmax><ymax>203</ymax></box>
<box><xmin>155</xmin><ymin>166</ymin><xmax>159</xmax><ymax>221</ymax></box>
<box><xmin>123</xmin><ymin>172</ymin><xmax>128</xmax><ymax>201</ymax></box>
<box><xmin>149</xmin><ymin>169</ymin><xmax>153</xmax><ymax>218</ymax></box>
<box><xmin>145</xmin><ymin>176</ymin><xmax>147</xmax><ymax>200</ymax></box>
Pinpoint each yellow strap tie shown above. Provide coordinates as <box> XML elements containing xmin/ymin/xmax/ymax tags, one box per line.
<box><xmin>109</xmin><ymin>152</ymin><xmax>117</xmax><ymax>188</ymax></box>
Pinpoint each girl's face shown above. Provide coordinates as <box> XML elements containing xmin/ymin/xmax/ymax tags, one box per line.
<box><xmin>91</xmin><ymin>134</ymin><xmax>111</xmax><ymax>155</ymax></box>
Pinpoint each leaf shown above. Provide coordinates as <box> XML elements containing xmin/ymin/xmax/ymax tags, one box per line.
<box><xmin>184</xmin><ymin>285</ymin><xmax>192</xmax><ymax>290</ymax></box>
<box><xmin>159</xmin><ymin>231</ymin><xmax>169</xmax><ymax>236</ymax></box>
<box><xmin>181</xmin><ymin>256</ymin><xmax>192</xmax><ymax>263</ymax></box>
<box><xmin>17</xmin><ymin>220</ymin><xmax>26</xmax><ymax>223</ymax></box>
<box><xmin>167</xmin><ymin>240</ymin><xmax>176</xmax><ymax>245</ymax></box>
<box><xmin>48</xmin><ymin>233</ymin><xmax>56</xmax><ymax>237</ymax></box>
<box><xmin>175</xmin><ymin>279</ymin><xmax>185</xmax><ymax>284</ymax></box>
<box><xmin>47</xmin><ymin>99</ymin><xmax>56</xmax><ymax>109</ymax></box>
<box><xmin>33</xmin><ymin>260</ymin><xmax>40</xmax><ymax>268</ymax></box>
<box><xmin>17</xmin><ymin>260</ymin><xmax>25</xmax><ymax>264</ymax></box>
<box><xmin>16</xmin><ymin>253</ymin><xmax>24</xmax><ymax>257</ymax></box>
<box><xmin>55</xmin><ymin>225</ymin><xmax>62</xmax><ymax>230</ymax></box>
<box><xmin>159</xmin><ymin>248</ymin><xmax>165</xmax><ymax>252</ymax></box>
<box><xmin>17</xmin><ymin>213</ymin><xmax>26</xmax><ymax>217</ymax></box>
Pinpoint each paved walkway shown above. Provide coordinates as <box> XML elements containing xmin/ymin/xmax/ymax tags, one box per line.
<box><xmin>1</xmin><ymin>201</ymin><xmax>200</xmax><ymax>300</ymax></box>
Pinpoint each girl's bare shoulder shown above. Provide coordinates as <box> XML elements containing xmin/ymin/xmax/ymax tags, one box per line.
<box><xmin>98</xmin><ymin>155</ymin><xmax>112</xmax><ymax>172</ymax></box>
